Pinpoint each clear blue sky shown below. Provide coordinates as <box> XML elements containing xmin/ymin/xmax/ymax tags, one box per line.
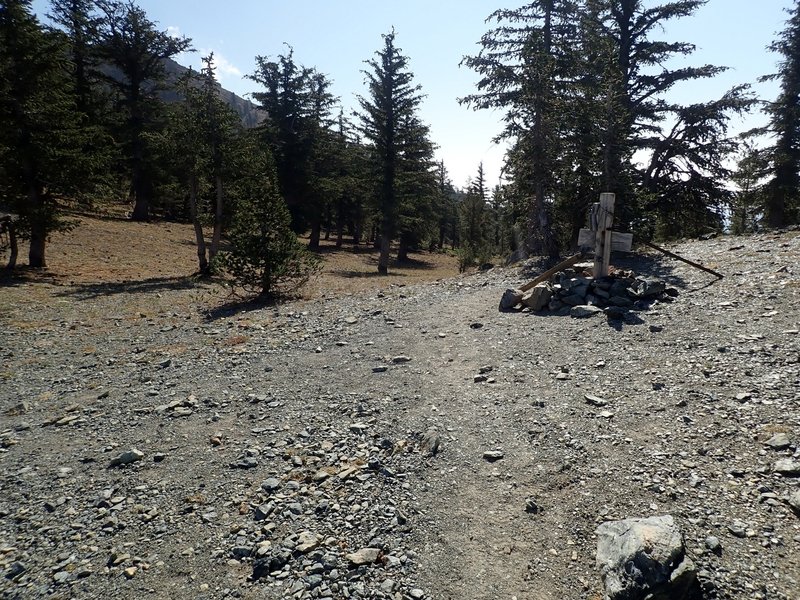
<box><xmin>32</xmin><ymin>0</ymin><xmax>795</xmax><ymax>189</ymax></box>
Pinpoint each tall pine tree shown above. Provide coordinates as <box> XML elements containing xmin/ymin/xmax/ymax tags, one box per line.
<box><xmin>356</xmin><ymin>29</ymin><xmax>428</xmax><ymax>274</ymax></box>
<box><xmin>95</xmin><ymin>0</ymin><xmax>191</xmax><ymax>221</ymax></box>
<box><xmin>761</xmin><ymin>0</ymin><xmax>800</xmax><ymax>228</ymax></box>
<box><xmin>0</xmin><ymin>0</ymin><xmax>89</xmax><ymax>267</ymax></box>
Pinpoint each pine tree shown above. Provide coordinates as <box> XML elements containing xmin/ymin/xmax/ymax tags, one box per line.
<box><xmin>48</xmin><ymin>0</ymin><xmax>101</xmax><ymax>119</ymax></box>
<box><xmin>356</xmin><ymin>29</ymin><xmax>427</xmax><ymax>274</ymax></box>
<box><xmin>166</xmin><ymin>54</ymin><xmax>241</xmax><ymax>274</ymax></box>
<box><xmin>761</xmin><ymin>1</ymin><xmax>800</xmax><ymax>228</ymax></box>
<box><xmin>461</xmin><ymin>1</ymin><xmax>581</xmax><ymax>258</ymax></box>
<box><xmin>220</xmin><ymin>138</ymin><xmax>320</xmax><ymax>299</ymax></box>
<box><xmin>730</xmin><ymin>141</ymin><xmax>769</xmax><ymax>234</ymax></box>
<box><xmin>457</xmin><ymin>164</ymin><xmax>491</xmax><ymax>270</ymax></box>
<box><xmin>589</xmin><ymin>0</ymin><xmax>753</xmax><ymax>235</ymax></box>
<box><xmin>95</xmin><ymin>0</ymin><xmax>191</xmax><ymax>221</ymax></box>
<box><xmin>0</xmin><ymin>0</ymin><xmax>89</xmax><ymax>267</ymax></box>
<box><xmin>249</xmin><ymin>49</ymin><xmax>337</xmax><ymax>247</ymax></box>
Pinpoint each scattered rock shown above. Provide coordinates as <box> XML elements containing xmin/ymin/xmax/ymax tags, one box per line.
<box><xmin>420</xmin><ymin>429</ymin><xmax>441</xmax><ymax>456</ymax></box>
<box><xmin>764</xmin><ymin>432</ymin><xmax>791</xmax><ymax>450</ymax></box>
<box><xmin>345</xmin><ymin>547</ymin><xmax>381</xmax><ymax>566</ymax></box>
<box><xmin>774</xmin><ymin>459</ymin><xmax>800</xmax><ymax>476</ymax></box>
<box><xmin>108</xmin><ymin>448</ymin><xmax>144</xmax><ymax>468</ymax></box>
<box><xmin>483</xmin><ymin>450</ymin><xmax>504</xmax><ymax>462</ymax></box>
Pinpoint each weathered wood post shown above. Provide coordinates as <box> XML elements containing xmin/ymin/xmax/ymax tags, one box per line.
<box><xmin>593</xmin><ymin>192</ymin><xmax>615</xmax><ymax>278</ymax></box>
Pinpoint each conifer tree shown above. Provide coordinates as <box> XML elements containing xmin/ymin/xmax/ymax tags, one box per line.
<box><xmin>249</xmin><ymin>49</ymin><xmax>337</xmax><ymax>248</ymax></box>
<box><xmin>95</xmin><ymin>0</ymin><xmax>191</xmax><ymax>221</ymax></box>
<box><xmin>220</xmin><ymin>138</ymin><xmax>320</xmax><ymax>299</ymax></box>
<box><xmin>761</xmin><ymin>0</ymin><xmax>800</xmax><ymax>228</ymax></box>
<box><xmin>0</xmin><ymin>0</ymin><xmax>89</xmax><ymax>267</ymax></box>
<box><xmin>356</xmin><ymin>29</ymin><xmax>427</xmax><ymax>274</ymax></box>
<box><xmin>166</xmin><ymin>54</ymin><xmax>241</xmax><ymax>274</ymax></box>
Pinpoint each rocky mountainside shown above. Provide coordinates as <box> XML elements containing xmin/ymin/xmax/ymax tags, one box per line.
<box><xmin>0</xmin><ymin>229</ymin><xmax>798</xmax><ymax>600</ymax></box>
<box><xmin>162</xmin><ymin>58</ymin><xmax>264</xmax><ymax>128</ymax></box>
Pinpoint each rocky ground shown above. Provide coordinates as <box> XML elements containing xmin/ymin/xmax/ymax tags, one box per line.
<box><xmin>1</xmin><ymin>229</ymin><xmax>799</xmax><ymax>600</ymax></box>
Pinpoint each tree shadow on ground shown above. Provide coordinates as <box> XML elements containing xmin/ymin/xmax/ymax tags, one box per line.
<box><xmin>0</xmin><ymin>267</ymin><xmax>65</xmax><ymax>289</ymax></box>
<box><xmin>51</xmin><ymin>275</ymin><xmax>209</xmax><ymax>300</ymax></box>
<box><xmin>203</xmin><ymin>296</ymin><xmax>273</xmax><ymax>321</ymax></box>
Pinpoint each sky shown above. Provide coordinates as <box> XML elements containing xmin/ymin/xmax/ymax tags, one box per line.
<box><xmin>31</xmin><ymin>0</ymin><xmax>796</xmax><ymax>190</ymax></box>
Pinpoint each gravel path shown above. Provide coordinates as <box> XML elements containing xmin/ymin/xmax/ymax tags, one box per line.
<box><xmin>1</xmin><ymin>230</ymin><xmax>799</xmax><ymax>600</ymax></box>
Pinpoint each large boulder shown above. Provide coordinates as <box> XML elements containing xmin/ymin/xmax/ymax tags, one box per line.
<box><xmin>521</xmin><ymin>284</ymin><xmax>553</xmax><ymax>311</ymax></box>
<box><xmin>596</xmin><ymin>515</ymin><xmax>699</xmax><ymax>600</ymax></box>
<box><xmin>499</xmin><ymin>288</ymin><xmax>524</xmax><ymax>311</ymax></box>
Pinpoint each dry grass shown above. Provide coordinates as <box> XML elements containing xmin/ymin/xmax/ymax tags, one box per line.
<box><xmin>0</xmin><ymin>214</ymin><xmax>460</xmax><ymax>315</ymax></box>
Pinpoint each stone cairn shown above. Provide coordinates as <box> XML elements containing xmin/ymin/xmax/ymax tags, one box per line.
<box><xmin>500</xmin><ymin>264</ymin><xmax>679</xmax><ymax>318</ymax></box>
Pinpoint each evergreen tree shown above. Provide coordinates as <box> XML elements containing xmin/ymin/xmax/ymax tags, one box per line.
<box><xmin>395</xmin><ymin>112</ymin><xmax>437</xmax><ymax>261</ymax></box>
<box><xmin>95</xmin><ymin>0</ymin><xmax>191</xmax><ymax>221</ymax></box>
<box><xmin>588</xmin><ymin>0</ymin><xmax>753</xmax><ymax>234</ymax></box>
<box><xmin>761</xmin><ymin>0</ymin><xmax>800</xmax><ymax>228</ymax></box>
<box><xmin>432</xmin><ymin>160</ymin><xmax>458</xmax><ymax>250</ymax></box>
<box><xmin>166</xmin><ymin>54</ymin><xmax>241</xmax><ymax>274</ymax></box>
<box><xmin>356</xmin><ymin>29</ymin><xmax>427</xmax><ymax>274</ymax></box>
<box><xmin>47</xmin><ymin>0</ymin><xmax>101</xmax><ymax>119</ymax></box>
<box><xmin>249</xmin><ymin>49</ymin><xmax>337</xmax><ymax>247</ymax></box>
<box><xmin>457</xmin><ymin>164</ymin><xmax>491</xmax><ymax>270</ymax></box>
<box><xmin>220</xmin><ymin>138</ymin><xmax>320</xmax><ymax>299</ymax></box>
<box><xmin>0</xmin><ymin>0</ymin><xmax>89</xmax><ymax>267</ymax></box>
<box><xmin>461</xmin><ymin>1</ymin><xmax>581</xmax><ymax>258</ymax></box>
<box><xmin>730</xmin><ymin>141</ymin><xmax>769</xmax><ymax>234</ymax></box>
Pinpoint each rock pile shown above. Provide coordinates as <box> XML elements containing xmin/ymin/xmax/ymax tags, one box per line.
<box><xmin>501</xmin><ymin>265</ymin><xmax>678</xmax><ymax>318</ymax></box>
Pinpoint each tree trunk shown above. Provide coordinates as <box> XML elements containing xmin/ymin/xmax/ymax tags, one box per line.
<box><xmin>397</xmin><ymin>234</ymin><xmax>409</xmax><ymax>262</ymax></box>
<box><xmin>2</xmin><ymin>217</ymin><xmax>18</xmax><ymax>270</ymax></box>
<box><xmin>188</xmin><ymin>174</ymin><xmax>209</xmax><ymax>275</ymax></box>
<box><xmin>209</xmin><ymin>175</ymin><xmax>224</xmax><ymax>265</ymax></box>
<box><xmin>378</xmin><ymin>234</ymin><xmax>390</xmax><ymax>274</ymax></box>
<box><xmin>130</xmin><ymin>161</ymin><xmax>149</xmax><ymax>221</ymax></box>
<box><xmin>336</xmin><ymin>199</ymin><xmax>344</xmax><ymax>247</ymax></box>
<box><xmin>309</xmin><ymin>218</ymin><xmax>321</xmax><ymax>249</ymax></box>
<box><xmin>28</xmin><ymin>224</ymin><xmax>46</xmax><ymax>268</ymax></box>
<box><xmin>27</xmin><ymin>184</ymin><xmax>47</xmax><ymax>268</ymax></box>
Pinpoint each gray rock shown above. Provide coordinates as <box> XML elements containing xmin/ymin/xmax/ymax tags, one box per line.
<box><xmin>787</xmin><ymin>490</ymin><xmax>800</xmax><ymax>515</ymax></box>
<box><xmin>521</xmin><ymin>284</ymin><xmax>552</xmax><ymax>311</ymax></box>
<box><xmin>483</xmin><ymin>450</ymin><xmax>504</xmax><ymax>462</ymax></box>
<box><xmin>261</xmin><ymin>477</ymin><xmax>281</xmax><ymax>494</ymax></box>
<box><xmin>704</xmin><ymin>536</ymin><xmax>721</xmax><ymax>553</ymax></box>
<box><xmin>295</xmin><ymin>531</ymin><xmax>320</xmax><ymax>553</ymax></box>
<box><xmin>499</xmin><ymin>288</ymin><xmax>524</xmax><ymax>311</ymax></box>
<box><xmin>764</xmin><ymin>432</ymin><xmax>791</xmax><ymax>450</ymax></box>
<box><xmin>596</xmin><ymin>515</ymin><xmax>698</xmax><ymax>600</ymax></box>
<box><xmin>774</xmin><ymin>459</ymin><xmax>800</xmax><ymax>476</ymax></box>
<box><xmin>571</xmin><ymin>305</ymin><xmax>603</xmax><ymax>318</ymax></box>
<box><xmin>630</xmin><ymin>278</ymin><xmax>666</xmax><ymax>298</ymax></box>
<box><xmin>391</xmin><ymin>355</ymin><xmax>412</xmax><ymax>364</ymax></box>
<box><xmin>562</xmin><ymin>293</ymin><xmax>587</xmax><ymax>307</ymax></box>
<box><xmin>109</xmin><ymin>448</ymin><xmax>144</xmax><ymax>468</ymax></box>
<box><xmin>345</xmin><ymin>547</ymin><xmax>380</xmax><ymax>565</ymax></box>
<box><xmin>727</xmin><ymin>520</ymin><xmax>747</xmax><ymax>538</ymax></box>
<box><xmin>409</xmin><ymin>590</ymin><xmax>426</xmax><ymax>600</ymax></box>
<box><xmin>420</xmin><ymin>429</ymin><xmax>441</xmax><ymax>456</ymax></box>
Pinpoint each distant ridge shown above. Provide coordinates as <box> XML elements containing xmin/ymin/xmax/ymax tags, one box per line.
<box><xmin>162</xmin><ymin>58</ymin><xmax>265</xmax><ymax>128</ymax></box>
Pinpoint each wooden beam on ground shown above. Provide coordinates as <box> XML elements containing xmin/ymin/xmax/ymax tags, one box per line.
<box><xmin>519</xmin><ymin>252</ymin><xmax>585</xmax><ymax>293</ymax></box>
<box><xmin>643</xmin><ymin>240</ymin><xmax>723</xmax><ymax>279</ymax></box>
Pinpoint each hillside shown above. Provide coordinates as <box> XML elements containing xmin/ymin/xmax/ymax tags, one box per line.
<box><xmin>0</xmin><ymin>219</ymin><xmax>798</xmax><ymax>600</ymax></box>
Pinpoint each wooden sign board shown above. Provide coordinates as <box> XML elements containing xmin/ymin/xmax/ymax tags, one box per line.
<box><xmin>578</xmin><ymin>228</ymin><xmax>633</xmax><ymax>252</ymax></box>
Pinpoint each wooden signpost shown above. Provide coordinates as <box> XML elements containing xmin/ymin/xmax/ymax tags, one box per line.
<box><xmin>577</xmin><ymin>193</ymin><xmax>632</xmax><ymax>277</ymax></box>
